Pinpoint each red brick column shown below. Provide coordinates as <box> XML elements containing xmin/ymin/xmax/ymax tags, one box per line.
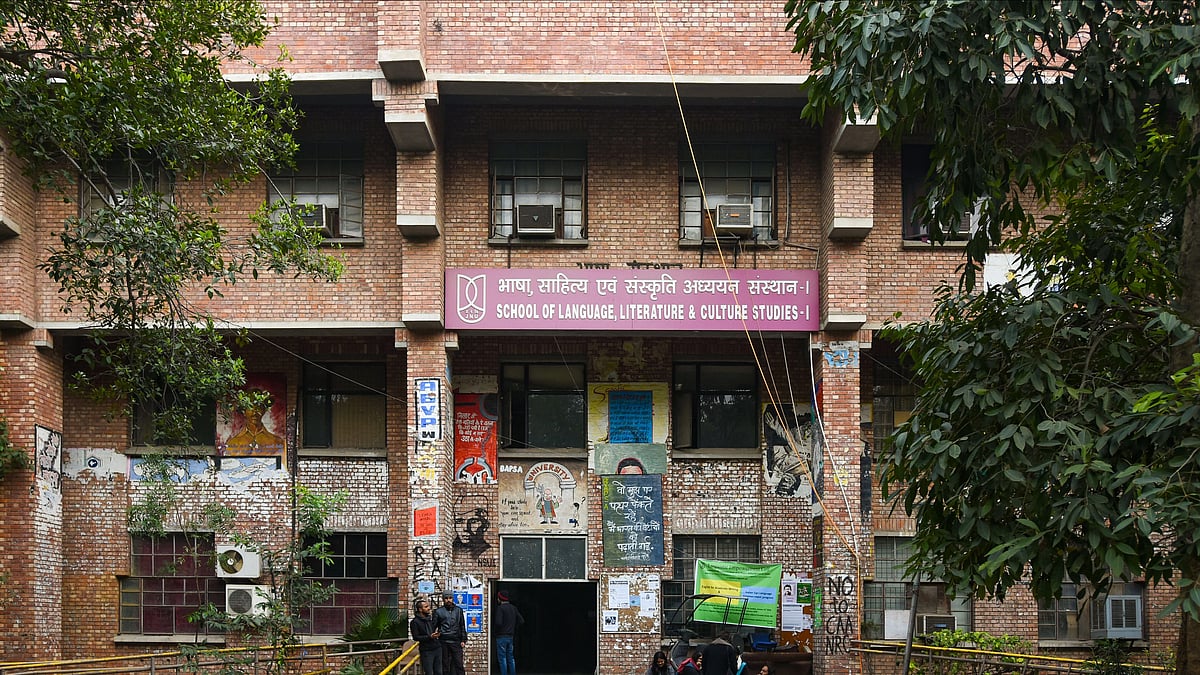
<box><xmin>811</xmin><ymin>338</ymin><xmax>868</xmax><ymax>675</ymax></box>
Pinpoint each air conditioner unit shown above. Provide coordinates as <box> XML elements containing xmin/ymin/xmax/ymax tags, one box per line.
<box><xmin>215</xmin><ymin>545</ymin><xmax>261</xmax><ymax>579</ymax></box>
<box><xmin>515</xmin><ymin>204</ymin><xmax>557</xmax><ymax>236</ymax></box>
<box><xmin>299</xmin><ymin>204</ymin><xmax>332</xmax><ymax>237</ymax></box>
<box><xmin>715</xmin><ymin>203</ymin><xmax>753</xmax><ymax>237</ymax></box>
<box><xmin>919</xmin><ymin>614</ymin><xmax>957</xmax><ymax>634</ymax></box>
<box><xmin>225</xmin><ymin>584</ymin><xmax>271</xmax><ymax>617</ymax></box>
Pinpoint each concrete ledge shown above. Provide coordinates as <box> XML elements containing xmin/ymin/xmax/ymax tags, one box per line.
<box><xmin>828</xmin><ymin>216</ymin><xmax>873</xmax><ymax>240</ymax></box>
<box><xmin>398</xmin><ymin>213</ymin><xmax>441</xmax><ymax>239</ymax></box>
<box><xmin>832</xmin><ymin>115</ymin><xmax>880</xmax><ymax>153</ymax></box>
<box><xmin>402</xmin><ymin>312</ymin><xmax>444</xmax><ymax>331</ymax></box>
<box><xmin>385</xmin><ymin>111</ymin><xmax>435</xmax><ymax>151</ymax></box>
<box><xmin>821</xmin><ymin>313</ymin><xmax>867</xmax><ymax>331</ymax></box>
<box><xmin>378</xmin><ymin>49</ymin><xmax>426</xmax><ymax>82</ymax></box>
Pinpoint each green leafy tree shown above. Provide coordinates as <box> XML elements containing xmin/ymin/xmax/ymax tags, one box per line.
<box><xmin>0</xmin><ymin>0</ymin><xmax>342</xmax><ymax>432</ymax></box>
<box><xmin>787</xmin><ymin>2</ymin><xmax>1200</xmax><ymax>672</ymax></box>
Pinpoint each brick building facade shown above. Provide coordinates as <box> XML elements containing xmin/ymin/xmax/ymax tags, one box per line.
<box><xmin>0</xmin><ymin>2</ymin><xmax>1181</xmax><ymax>674</ymax></box>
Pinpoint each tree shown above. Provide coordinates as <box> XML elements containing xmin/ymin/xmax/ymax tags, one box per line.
<box><xmin>0</xmin><ymin>1</ymin><xmax>341</xmax><ymax>432</ymax></box>
<box><xmin>786</xmin><ymin>1</ymin><xmax>1200</xmax><ymax>672</ymax></box>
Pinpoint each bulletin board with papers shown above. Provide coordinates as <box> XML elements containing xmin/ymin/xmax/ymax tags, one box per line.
<box><xmin>600</xmin><ymin>572</ymin><xmax>661</xmax><ymax>634</ymax></box>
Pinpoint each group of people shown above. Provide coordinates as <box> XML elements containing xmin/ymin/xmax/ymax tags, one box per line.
<box><xmin>410</xmin><ymin>591</ymin><xmax>525</xmax><ymax>675</ymax></box>
<box><xmin>646</xmin><ymin>632</ymin><xmax>774</xmax><ymax>675</ymax></box>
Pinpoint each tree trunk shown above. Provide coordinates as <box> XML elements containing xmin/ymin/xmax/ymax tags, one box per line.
<box><xmin>1174</xmin><ymin>164</ymin><xmax>1200</xmax><ymax>675</ymax></box>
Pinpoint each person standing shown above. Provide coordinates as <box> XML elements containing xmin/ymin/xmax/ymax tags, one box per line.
<box><xmin>434</xmin><ymin>591</ymin><xmax>467</xmax><ymax>675</ymax></box>
<box><xmin>492</xmin><ymin>591</ymin><xmax>524</xmax><ymax>675</ymax></box>
<box><xmin>701</xmin><ymin>632</ymin><xmax>738</xmax><ymax>675</ymax></box>
<box><xmin>409</xmin><ymin>598</ymin><xmax>442</xmax><ymax>675</ymax></box>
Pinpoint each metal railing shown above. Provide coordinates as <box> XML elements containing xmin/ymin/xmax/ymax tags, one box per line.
<box><xmin>0</xmin><ymin>639</ymin><xmax>417</xmax><ymax>675</ymax></box>
<box><xmin>854</xmin><ymin>640</ymin><xmax>1169</xmax><ymax>675</ymax></box>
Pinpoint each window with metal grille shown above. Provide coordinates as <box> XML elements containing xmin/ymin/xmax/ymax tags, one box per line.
<box><xmin>1038</xmin><ymin>581</ymin><xmax>1144</xmax><ymax>643</ymax></box>
<box><xmin>862</xmin><ymin>536</ymin><xmax>971</xmax><ymax>639</ymax></box>
<box><xmin>679</xmin><ymin>142</ymin><xmax>775</xmax><ymax>241</ymax></box>
<box><xmin>663</xmin><ymin>535</ymin><xmax>760</xmax><ymax>637</ymax></box>
<box><xmin>120</xmin><ymin>533</ymin><xmax>223</xmax><ymax>635</ymax></box>
<box><xmin>301</xmin><ymin>362</ymin><xmax>386</xmax><ymax>450</ymax></box>
<box><xmin>490</xmin><ymin>140</ymin><xmax>586</xmax><ymax>239</ymax></box>
<box><xmin>269</xmin><ymin>139</ymin><xmax>364</xmax><ymax>242</ymax></box>
<box><xmin>300</xmin><ymin>533</ymin><xmax>398</xmax><ymax>635</ymax></box>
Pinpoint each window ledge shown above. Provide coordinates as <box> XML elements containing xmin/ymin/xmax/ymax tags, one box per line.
<box><xmin>901</xmin><ymin>238</ymin><xmax>969</xmax><ymax>249</ymax></box>
<box><xmin>498</xmin><ymin>448</ymin><xmax>588</xmax><ymax>460</ymax></box>
<box><xmin>124</xmin><ymin>445</ymin><xmax>215</xmax><ymax>457</ymax></box>
<box><xmin>672</xmin><ymin>448</ymin><xmax>761</xmax><ymax>460</ymax></box>
<box><xmin>297</xmin><ymin>447</ymin><xmax>388</xmax><ymax>459</ymax></box>
<box><xmin>679</xmin><ymin>238</ymin><xmax>779</xmax><ymax>249</ymax></box>
<box><xmin>488</xmin><ymin>236</ymin><xmax>589</xmax><ymax>248</ymax></box>
<box><xmin>323</xmin><ymin>237</ymin><xmax>365</xmax><ymax>247</ymax></box>
<box><xmin>115</xmin><ymin>634</ymin><xmax>225</xmax><ymax>645</ymax></box>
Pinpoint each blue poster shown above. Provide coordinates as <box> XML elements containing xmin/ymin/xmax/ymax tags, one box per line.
<box><xmin>608</xmin><ymin>391</ymin><xmax>653</xmax><ymax>443</ymax></box>
<box><xmin>457</xmin><ymin>590</ymin><xmax>484</xmax><ymax>634</ymax></box>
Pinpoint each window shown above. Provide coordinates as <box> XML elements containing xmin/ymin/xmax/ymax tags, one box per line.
<box><xmin>901</xmin><ymin>144</ymin><xmax>976</xmax><ymax>242</ymax></box>
<box><xmin>501</xmin><ymin>536</ymin><xmax>587</xmax><ymax>579</ymax></box>
<box><xmin>663</xmin><ymin>535</ymin><xmax>760</xmax><ymax>637</ymax></box>
<box><xmin>490</xmin><ymin>140</ymin><xmax>586</xmax><ymax>239</ymax></box>
<box><xmin>301</xmin><ymin>363</ymin><xmax>386</xmax><ymax>449</ymax></box>
<box><xmin>80</xmin><ymin>157</ymin><xmax>172</xmax><ymax>218</ymax></box>
<box><xmin>861</xmin><ymin>536</ymin><xmax>972</xmax><ymax>639</ymax></box>
<box><xmin>679</xmin><ymin>142</ymin><xmax>774</xmax><ymax>241</ymax></box>
<box><xmin>268</xmin><ymin>140</ymin><xmax>364</xmax><ymax>242</ymax></box>
<box><xmin>300</xmin><ymin>533</ymin><xmax>398</xmax><ymax>635</ymax></box>
<box><xmin>673</xmin><ymin>363</ymin><xmax>758</xmax><ymax>449</ymax></box>
<box><xmin>1038</xmin><ymin>582</ymin><xmax>1144</xmax><ymax>643</ymax></box>
<box><xmin>500</xmin><ymin>363</ymin><xmax>586</xmax><ymax>449</ymax></box>
<box><xmin>120</xmin><ymin>533</ymin><xmax>223</xmax><ymax>635</ymax></box>
<box><xmin>131</xmin><ymin>393</ymin><xmax>217</xmax><ymax>448</ymax></box>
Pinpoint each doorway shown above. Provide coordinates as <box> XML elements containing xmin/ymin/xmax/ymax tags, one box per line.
<box><xmin>493</xmin><ymin>580</ymin><xmax>597</xmax><ymax>675</ymax></box>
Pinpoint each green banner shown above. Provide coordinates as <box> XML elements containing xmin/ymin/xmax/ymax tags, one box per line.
<box><xmin>692</xmin><ymin>559</ymin><xmax>783</xmax><ymax>629</ymax></box>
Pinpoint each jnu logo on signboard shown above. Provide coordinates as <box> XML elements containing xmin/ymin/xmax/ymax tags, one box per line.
<box><xmin>456</xmin><ymin>274</ymin><xmax>486</xmax><ymax>324</ymax></box>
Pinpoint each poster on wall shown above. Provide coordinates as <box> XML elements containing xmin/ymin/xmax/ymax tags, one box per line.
<box><xmin>497</xmin><ymin>459</ymin><xmax>587</xmax><ymax>533</ymax></box>
<box><xmin>588</xmin><ymin>383</ymin><xmax>669</xmax><ymax>445</ymax></box>
<box><xmin>34</xmin><ymin>425</ymin><xmax>63</xmax><ymax>490</ymax></box>
<box><xmin>781</xmin><ymin>573</ymin><xmax>815</xmax><ymax>644</ymax></box>
<box><xmin>594</xmin><ymin>443</ymin><xmax>667</xmax><ymax>475</ymax></box>
<box><xmin>763</xmin><ymin>404</ymin><xmax>819</xmax><ymax>499</ymax></box>
<box><xmin>218</xmin><ymin>373</ymin><xmax>288</xmax><ymax>467</ymax></box>
<box><xmin>601</xmin><ymin>475</ymin><xmax>664</xmax><ymax>566</ymax></box>
<box><xmin>693</xmin><ymin>559</ymin><xmax>783</xmax><ymax>629</ymax></box>
<box><xmin>601</xmin><ymin>573</ymin><xmax>661</xmax><ymax>634</ymax></box>
<box><xmin>454</xmin><ymin>393</ymin><xmax>498</xmax><ymax>484</ymax></box>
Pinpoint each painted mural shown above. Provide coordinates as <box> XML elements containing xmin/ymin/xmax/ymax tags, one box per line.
<box><xmin>498</xmin><ymin>459</ymin><xmax>587</xmax><ymax>533</ymax></box>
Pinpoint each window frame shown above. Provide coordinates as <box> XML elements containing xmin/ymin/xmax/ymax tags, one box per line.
<box><xmin>663</xmin><ymin>535</ymin><xmax>760</xmax><ymax>638</ymax></box>
<box><xmin>901</xmin><ymin>143</ymin><xmax>976</xmax><ymax>243</ymax></box>
<box><xmin>1038</xmin><ymin>581</ymin><xmax>1145</xmax><ymax>644</ymax></box>
<box><xmin>489</xmin><ymin>139</ymin><xmax>587</xmax><ymax>241</ymax></box>
<box><xmin>300</xmin><ymin>362</ymin><xmax>387</xmax><ymax>452</ymax></box>
<box><xmin>499</xmin><ymin>362</ymin><xmax>587</xmax><ymax>451</ymax></box>
<box><xmin>299</xmin><ymin>532</ymin><xmax>398</xmax><ymax>636</ymax></box>
<box><xmin>679</xmin><ymin>141</ymin><xmax>776</xmax><ymax>242</ymax></box>
<box><xmin>862</xmin><ymin>536</ymin><xmax>972</xmax><ymax>640</ymax></box>
<box><xmin>120</xmin><ymin>533</ymin><xmax>223</xmax><ymax>636</ymax></box>
<box><xmin>500</xmin><ymin>535</ymin><xmax>588</xmax><ymax>580</ymax></box>
<box><xmin>130</xmin><ymin>392</ymin><xmax>217</xmax><ymax>450</ymax></box>
<box><xmin>672</xmin><ymin>362</ymin><xmax>760</xmax><ymax>450</ymax></box>
<box><xmin>268</xmin><ymin>138</ymin><xmax>365</xmax><ymax>244</ymax></box>
<box><xmin>79</xmin><ymin>157</ymin><xmax>174</xmax><ymax>218</ymax></box>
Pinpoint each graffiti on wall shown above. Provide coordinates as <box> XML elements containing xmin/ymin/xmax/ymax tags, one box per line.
<box><xmin>823</xmin><ymin>573</ymin><xmax>855</xmax><ymax>655</ymax></box>
<box><xmin>411</xmin><ymin>544</ymin><xmax>447</xmax><ymax>598</ymax></box>
<box><xmin>34</xmin><ymin>425</ymin><xmax>62</xmax><ymax>491</ymax></box>
<box><xmin>452</xmin><ymin>497</ymin><xmax>493</xmax><ymax>561</ymax></box>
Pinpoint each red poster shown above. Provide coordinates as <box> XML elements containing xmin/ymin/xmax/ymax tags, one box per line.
<box><xmin>414</xmin><ymin>506</ymin><xmax>438</xmax><ymax>538</ymax></box>
<box><xmin>453</xmin><ymin>393</ymin><xmax>498</xmax><ymax>484</ymax></box>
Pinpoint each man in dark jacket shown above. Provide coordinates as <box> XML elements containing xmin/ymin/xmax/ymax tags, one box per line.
<box><xmin>701</xmin><ymin>632</ymin><xmax>738</xmax><ymax>675</ymax></box>
<box><xmin>492</xmin><ymin>591</ymin><xmax>525</xmax><ymax>675</ymax></box>
<box><xmin>409</xmin><ymin>598</ymin><xmax>442</xmax><ymax>675</ymax></box>
<box><xmin>433</xmin><ymin>591</ymin><xmax>467</xmax><ymax>675</ymax></box>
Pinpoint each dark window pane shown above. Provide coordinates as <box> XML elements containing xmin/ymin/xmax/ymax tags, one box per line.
<box><xmin>502</xmin><ymin>538</ymin><xmax>543</xmax><ymax>579</ymax></box>
<box><xmin>698</xmin><ymin>393</ymin><xmax>756</xmax><ymax>447</ymax></box>
<box><xmin>545</xmin><ymin>539</ymin><xmax>586</xmax><ymax>579</ymax></box>
<box><xmin>527</xmin><ymin>393</ymin><xmax>587</xmax><ymax>448</ymax></box>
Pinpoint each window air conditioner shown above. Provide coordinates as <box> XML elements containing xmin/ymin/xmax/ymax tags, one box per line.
<box><xmin>215</xmin><ymin>545</ymin><xmax>261</xmax><ymax>579</ymax></box>
<box><xmin>225</xmin><ymin>584</ymin><xmax>271</xmax><ymax>617</ymax></box>
<box><xmin>1091</xmin><ymin>595</ymin><xmax>1143</xmax><ymax>640</ymax></box>
<box><xmin>715</xmin><ymin>203</ymin><xmax>753</xmax><ymax>237</ymax></box>
<box><xmin>299</xmin><ymin>204</ymin><xmax>332</xmax><ymax>237</ymax></box>
<box><xmin>919</xmin><ymin>614</ymin><xmax>957</xmax><ymax>634</ymax></box>
<box><xmin>515</xmin><ymin>204</ymin><xmax>557</xmax><ymax>236</ymax></box>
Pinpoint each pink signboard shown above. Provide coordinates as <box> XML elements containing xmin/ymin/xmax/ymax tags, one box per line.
<box><xmin>446</xmin><ymin>268</ymin><xmax>819</xmax><ymax>332</ymax></box>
